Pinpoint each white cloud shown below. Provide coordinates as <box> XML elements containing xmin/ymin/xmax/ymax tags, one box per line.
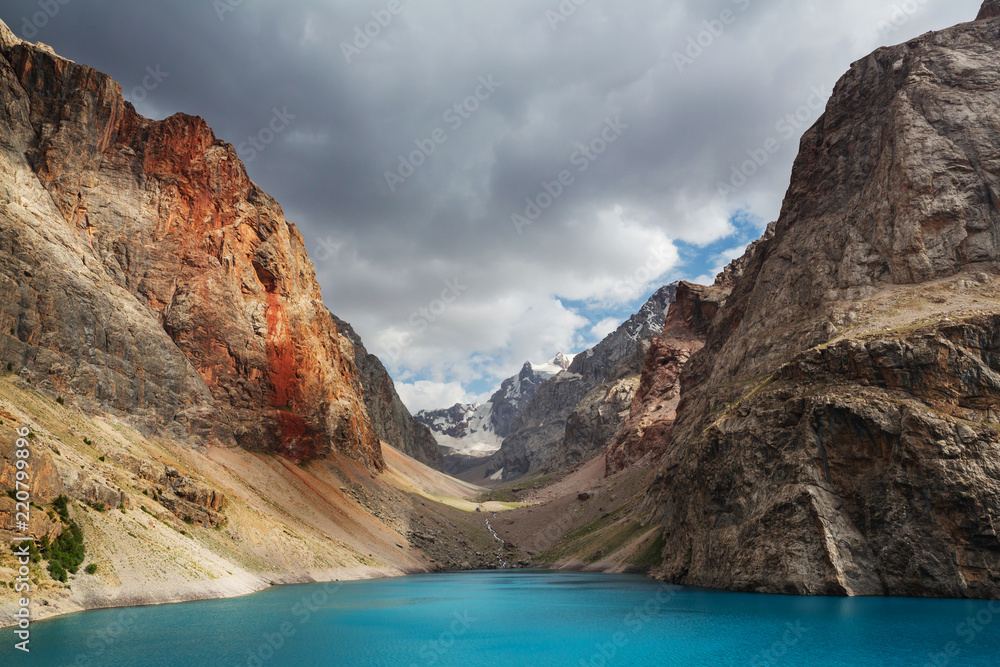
<box><xmin>34</xmin><ymin>0</ymin><xmax>983</xmax><ymax>411</ymax></box>
<box><xmin>395</xmin><ymin>381</ymin><xmax>471</xmax><ymax>414</ymax></box>
<box><xmin>590</xmin><ymin>317</ymin><xmax>621</xmax><ymax>340</ymax></box>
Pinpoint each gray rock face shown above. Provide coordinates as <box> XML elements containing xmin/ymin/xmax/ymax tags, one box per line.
<box><xmin>415</xmin><ymin>354</ymin><xmax>572</xmax><ymax>462</ymax></box>
<box><xmin>644</xmin><ymin>10</ymin><xmax>1000</xmax><ymax>598</ymax></box>
<box><xmin>488</xmin><ymin>355</ymin><xmax>573</xmax><ymax>437</ymax></box>
<box><xmin>490</xmin><ymin>284</ymin><xmax>677</xmax><ymax>479</ymax></box>
<box><xmin>333</xmin><ymin>316</ymin><xmax>442</xmax><ymax>468</ymax></box>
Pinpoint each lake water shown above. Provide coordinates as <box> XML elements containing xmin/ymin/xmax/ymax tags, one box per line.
<box><xmin>3</xmin><ymin>570</ymin><xmax>1000</xmax><ymax>666</ymax></box>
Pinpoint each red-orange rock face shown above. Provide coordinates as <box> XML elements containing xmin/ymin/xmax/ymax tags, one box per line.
<box><xmin>0</xmin><ymin>29</ymin><xmax>382</xmax><ymax>469</ymax></box>
<box><xmin>604</xmin><ymin>282</ymin><xmax>723</xmax><ymax>473</ymax></box>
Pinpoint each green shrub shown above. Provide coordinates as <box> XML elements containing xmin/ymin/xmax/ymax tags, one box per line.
<box><xmin>5</xmin><ymin>490</ymin><xmax>15</xmax><ymax>500</ymax></box>
<box><xmin>98</xmin><ymin>456</ymin><xmax>105</xmax><ymax>462</ymax></box>
<box><xmin>85</xmin><ymin>563</ymin><xmax>98</xmax><ymax>575</ymax></box>
<box><xmin>41</xmin><ymin>511</ymin><xmax>85</xmax><ymax>582</ymax></box>
<box><xmin>5</xmin><ymin>362</ymin><xmax>11</xmax><ymax>372</ymax></box>
<box><xmin>183</xmin><ymin>515</ymin><xmax>194</xmax><ymax>525</ymax></box>
<box><xmin>53</xmin><ymin>495</ymin><xmax>70</xmax><ymax>522</ymax></box>
<box><xmin>9</xmin><ymin>542</ymin><xmax>42</xmax><ymax>563</ymax></box>
<box><xmin>49</xmin><ymin>561</ymin><xmax>67</xmax><ymax>582</ymax></box>
<box><xmin>56</xmin><ymin>396</ymin><xmax>64</xmax><ymax>405</ymax></box>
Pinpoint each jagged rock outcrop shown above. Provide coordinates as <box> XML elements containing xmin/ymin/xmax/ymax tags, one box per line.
<box><xmin>644</xmin><ymin>4</ymin><xmax>1000</xmax><ymax>598</ymax></box>
<box><xmin>333</xmin><ymin>316</ymin><xmax>442</xmax><ymax>468</ymax></box>
<box><xmin>604</xmin><ymin>229</ymin><xmax>775</xmax><ymax>474</ymax></box>
<box><xmin>0</xmin><ymin>19</ymin><xmax>382</xmax><ymax>469</ymax></box>
<box><xmin>978</xmin><ymin>0</ymin><xmax>1000</xmax><ymax>20</ymax></box>
<box><xmin>490</xmin><ymin>284</ymin><xmax>677</xmax><ymax>479</ymax></box>
<box><xmin>488</xmin><ymin>354</ymin><xmax>575</xmax><ymax>437</ymax></box>
<box><xmin>604</xmin><ymin>282</ymin><xmax>726</xmax><ymax>473</ymax></box>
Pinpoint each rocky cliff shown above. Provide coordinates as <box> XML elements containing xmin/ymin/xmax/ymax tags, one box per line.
<box><xmin>333</xmin><ymin>316</ymin><xmax>442</xmax><ymax>468</ymax></box>
<box><xmin>490</xmin><ymin>284</ymin><xmax>677</xmax><ymax>479</ymax></box>
<box><xmin>0</xmin><ymin>20</ymin><xmax>383</xmax><ymax>468</ymax></box>
<box><xmin>604</xmin><ymin>282</ymin><xmax>723</xmax><ymax>473</ymax></box>
<box><xmin>641</xmin><ymin>4</ymin><xmax>1000</xmax><ymax>598</ymax></box>
<box><xmin>0</xmin><ymin>17</ymin><xmax>507</xmax><ymax>625</ymax></box>
<box><xmin>605</xmin><ymin>227</ymin><xmax>774</xmax><ymax>473</ymax></box>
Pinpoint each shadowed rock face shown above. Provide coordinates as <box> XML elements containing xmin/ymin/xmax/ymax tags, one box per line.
<box><xmin>0</xmin><ymin>20</ymin><xmax>383</xmax><ymax>469</ymax></box>
<box><xmin>333</xmin><ymin>316</ymin><xmax>443</xmax><ymax>468</ymax></box>
<box><xmin>978</xmin><ymin>1</ymin><xmax>1000</xmax><ymax>20</ymax></box>
<box><xmin>642</xmin><ymin>10</ymin><xmax>1000</xmax><ymax>597</ymax></box>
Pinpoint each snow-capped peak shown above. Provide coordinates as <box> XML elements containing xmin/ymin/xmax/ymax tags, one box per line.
<box><xmin>529</xmin><ymin>353</ymin><xmax>575</xmax><ymax>377</ymax></box>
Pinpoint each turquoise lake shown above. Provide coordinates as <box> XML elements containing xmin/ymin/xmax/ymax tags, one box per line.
<box><xmin>3</xmin><ymin>570</ymin><xmax>1000</xmax><ymax>666</ymax></box>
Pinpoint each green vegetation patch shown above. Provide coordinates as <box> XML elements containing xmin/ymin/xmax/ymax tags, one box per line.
<box><xmin>41</xmin><ymin>495</ymin><xmax>86</xmax><ymax>582</ymax></box>
<box><xmin>629</xmin><ymin>530</ymin><xmax>667</xmax><ymax>571</ymax></box>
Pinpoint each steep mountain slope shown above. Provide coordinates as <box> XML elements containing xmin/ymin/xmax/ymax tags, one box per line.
<box><xmin>641</xmin><ymin>4</ymin><xmax>1000</xmax><ymax>598</ymax></box>
<box><xmin>0</xmin><ymin>17</ymin><xmax>498</xmax><ymax>625</ymax></box>
<box><xmin>333</xmin><ymin>316</ymin><xmax>442</xmax><ymax>468</ymax></box>
<box><xmin>489</xmin><ymin>284</ymin><xmax>677</xmax><ymax>480</ymax></box>
<box><xmin>0</xmin><ymin>20</ymin><xmax>381</xmax><ymax>467</ymax></box>
<box><xmin>607</xmin><ymin>227</ymin><xmax>774</xmax><ymax>473</ymax></box>
<box><xmin>415</xmin><ymin>354</ymin><xmax>573</xmax><ymax>465</ymax></box>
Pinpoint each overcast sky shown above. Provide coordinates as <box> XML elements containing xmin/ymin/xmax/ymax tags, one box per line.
<box><xmin>1</xmin><ymin>0</ymin><xmax>981</xmax><ymax>411</ymax></box>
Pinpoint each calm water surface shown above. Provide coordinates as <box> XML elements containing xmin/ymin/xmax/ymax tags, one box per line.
<box><xmin>3</xmin><ymin>570</ymin><xmax>999</xmax><ymax>666</ymax></box>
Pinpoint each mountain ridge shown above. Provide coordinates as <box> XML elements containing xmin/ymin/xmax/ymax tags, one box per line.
<box><xmin>634</xmin><ymin>3</ymin><xmax>1000</xmax><ymax>598</ymax></box>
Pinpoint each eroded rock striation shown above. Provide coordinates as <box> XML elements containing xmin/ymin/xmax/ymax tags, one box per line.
<box><xmin>0</xmin><ymin>19</ymin><xmax>384</xmax><ymax>469</ymax></box>
<box><xmin>642</xmin><ymin>4</ymin><xmax>1000</xmax><ymax>598</ymax></box>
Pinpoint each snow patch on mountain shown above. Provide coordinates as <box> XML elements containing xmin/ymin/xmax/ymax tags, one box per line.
<box><xmin>415</xmin><ymin>353</ymin><xmax>574</xmax><ymax>458</ymax></box>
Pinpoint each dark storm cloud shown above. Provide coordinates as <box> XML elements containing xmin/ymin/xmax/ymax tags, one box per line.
<box><xmin>1</xmin><ymin>0</ymin><xmax>981</xmax><ymax>410</ymax></box>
